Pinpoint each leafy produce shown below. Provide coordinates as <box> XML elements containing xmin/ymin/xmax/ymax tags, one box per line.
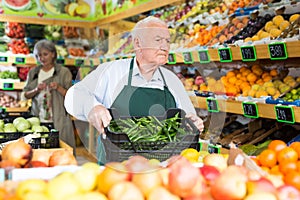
<box><xmin>44</xmin><ymin>25</ymin><xmax>62</xmax><ymax>41</ymax></box>
<box><xmin>108</xmin><ymin>113</ymin><xmax>192</xmax><ymax>143</ymax></box>
<box><xmin>240</xmin><ymin>140</ymin><xmax>272</xmax><ymax>156</ymax></box>
<box><xmin>0</xmin><ymin>70</ymin><xmax>19</xmax><ymax>79</ymax></box>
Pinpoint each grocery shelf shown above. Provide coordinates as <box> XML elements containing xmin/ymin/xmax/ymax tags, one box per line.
<box><xmin>0</xmin><ymin>81</ymin><xmax>25</xmax><ymax>91</ymax></box>
<box><xmin>2</xmin><ymin>41</ymin><xmax>299</xmax><ymax>66</ymax></box>
<box><xmin>190</xmin><ymin>96</ymin><xmax>300</xmax><ymax>123</ymax></box>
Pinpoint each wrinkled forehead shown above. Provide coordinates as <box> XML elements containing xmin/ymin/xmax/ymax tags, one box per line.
<box><xmin>135</xmin><ymin>26</ymin><xmax>170</xmax><ymax>37</ymax></box>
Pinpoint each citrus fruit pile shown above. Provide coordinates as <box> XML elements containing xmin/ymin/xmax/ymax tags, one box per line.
<box><xmin>253</xmin><ymin>140</ymin><xmax>300</xmax><ymax>190</ymax></box>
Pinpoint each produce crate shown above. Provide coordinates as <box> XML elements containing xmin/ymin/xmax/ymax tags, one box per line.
<box><xmin>102</xmin><ymin>108</ymin><xmax>200</xmax><ymax>162</ymax></box>
<box><xmin>0</xmin><ymin>123</ymin><xmax>59</xmax><ymax>149</ymax></box>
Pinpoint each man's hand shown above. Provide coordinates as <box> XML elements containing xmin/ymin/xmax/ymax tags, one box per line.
<box><xmin>185</xmin><ymin>113</ymin><xmax>204</xmax><ymax>133</ymax></box>
<box><xmin>87</xmin><ymin>105</ymin><xmax>112</xmax><ymax>134</ymax></box>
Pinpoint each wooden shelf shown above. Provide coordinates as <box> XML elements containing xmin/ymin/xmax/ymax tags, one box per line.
<box><xmin>172</xmin><ymin>41</ymin><xmax>300</xmax><ymax>63</ymax></box>
<box><xmin>0</xmin><ymin>81</ymin><xmax>25</xmax><ymax>91</ymax></box>
<box><xmin>2</xmin><ymin>40</ymin><xmax>300</xmax><ymax>66</ymax></box>
<box><xmin>190</xmin><ymin>96</ymin><xmax>300</xmax><ymax>123</ymax></box>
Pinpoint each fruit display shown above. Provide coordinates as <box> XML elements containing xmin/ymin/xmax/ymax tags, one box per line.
<box><xmin>209</xmin><ymin>15</ymin><xmax>249</xmax><ymax>46</ymax></box>
<box><xmin>252</xmin><ymin>139</ymin><xmax>300</xmax><ymax>191</ymax></box>
<box><xmin>0</xmin><ymin>92</ymin><xmax>23</xmax><ymax>108</ymax></box>
<box><xmin>184</xmin><ymin>64</ymin><xmax>287</xmax><ymax>98</ymax></box>
<box><xmin>1</xmin><ymin>151</ymin><xmax>300</xmax><ymax>200</ymax></box>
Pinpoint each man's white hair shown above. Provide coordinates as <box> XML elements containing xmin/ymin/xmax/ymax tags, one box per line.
<box><xmin>131</xmin><ymin>16</ymin><xmax>167</xmax><ymax>39</ymax></box>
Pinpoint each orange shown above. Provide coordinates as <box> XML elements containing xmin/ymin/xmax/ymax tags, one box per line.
<box><xmin>279</xmin><ymin>160</ymin><xmax>297</xmax><ymax>175</ymax></box>
<box><xmin>226</xmin><ymin>71</ymin><xmax>236</xmax><ymax>78</ymax></box>
<box><xmin>290</xmin><ymin>142</ymin><xmax>300</xmax><ymax>159</ymax></box>
<box><xmin>296</xmin><ymin>161</ymin><xmax>300</xmax><ymax>172</ymax></box>
<box><xmin>258</xmin><ymin>149</ymin><xmax>277</xmax><ymax>168</ymax></box>
<box><xmin>268</xmin><ymin>140</ymin><xmax>287</xmax><ymax>152</ymax></box>
<box><xmin>247</xmin><ymin>73</ymin><xmax>258</xmax><ymax>83</ymax></box>
<box><xmin>263</xmin><ymin>75</ymin><xmax>272</xmax><ymax>82</ymax></box>
<box><xmin>270</xmin><ymin>164</ymin><xmax>280</xmax><ymax>174</ymax></box>
<box><xmin>180</xmin><ymin>148</ymin><xmax>200</xmax><ymax>163</ymax></box>
<box><xmin>277</xmin><ymin>147</ymin><xmax>298</xmax><ymax>164</ymax></box>
<box><xmin>284</xmin><ymin>171</ymin><xmax>300</xmax><ymax>190</ymax></box>
<box><xmin>269</xmin><ymin>69</ymin><xmax>278</xmax><ymax>77</ymax></box>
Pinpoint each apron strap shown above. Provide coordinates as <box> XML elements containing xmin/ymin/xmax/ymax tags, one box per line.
<box><xmin>127</xmin><ymin>58</ymin><xmax>134</xmax><ymax>86</ymax></box>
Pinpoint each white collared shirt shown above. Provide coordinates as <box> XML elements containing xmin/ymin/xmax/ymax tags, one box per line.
<box><xmin>64</xmin><ymin>58</ymin><xmax>196</xmax><ymax>121</ymax></box>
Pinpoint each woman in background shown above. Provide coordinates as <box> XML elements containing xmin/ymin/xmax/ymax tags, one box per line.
<box><xmin>23</xmin><ymin>39</ymin><xmax>76</xmax><ymax>154</ymax></box>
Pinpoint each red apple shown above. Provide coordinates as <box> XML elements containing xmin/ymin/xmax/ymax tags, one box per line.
<box><xmin>277</xmin><ymin>184</ymin><xmax>300</xmax><ymax>200</ymax></box>
<box><xmin>210</xmin><ymin>165</ymin><xmax>248</xmax><ymax>200</ymax></box>
<box><xmin>168</xmin><ymin>156</ymin><xmax>206</xmax><ymax>198</ymax></box>
<box><xmin>247</xmin><ymin>177</ymin><xmax>277</xmax><ymax>194</ymax></box>
<box><xmin>199</xmin><ymin>165</ymin><xmax>220</xmax><ymax>185</ymax></box>
<box><xmin>195</xmin><ymin>76</ymin><xmax>205</xmax><ymax>85</ymax></box>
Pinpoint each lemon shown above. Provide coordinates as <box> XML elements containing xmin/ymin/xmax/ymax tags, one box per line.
<box><xmin>180</xmin><ymin>148</ymin><xmax>200</xmax><ymax>163</ymax></box>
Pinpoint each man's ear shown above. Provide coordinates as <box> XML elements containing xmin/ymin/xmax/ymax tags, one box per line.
<box><xmin>133</xmin><ymin>37</ymin><xmax>141</xmax><ymax>49</ymax></box>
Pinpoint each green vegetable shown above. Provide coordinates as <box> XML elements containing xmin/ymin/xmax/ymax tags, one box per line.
<box><xmin>108</xmin><ymin>114</ymin><xmax>193</xmax><ymax>150</ymax></box>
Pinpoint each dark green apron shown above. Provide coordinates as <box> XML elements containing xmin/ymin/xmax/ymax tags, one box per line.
<box><xmin>97</xmin><ymin>58</ymin><xmax>176</xmax><ymax>164</ymax></box>
<box><xmin>111</xmin><ymin>58</ymin><xmax>176</xmax><ymax>117</ymax></box>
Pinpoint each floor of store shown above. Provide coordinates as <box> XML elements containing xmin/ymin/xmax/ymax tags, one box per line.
<box><xmin>75</xmin><ymin>145</ymin><xmax>97</xmax><ymax>165</ymax></box>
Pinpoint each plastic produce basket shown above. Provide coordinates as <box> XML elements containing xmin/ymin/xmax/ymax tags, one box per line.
<box><xmin>0</xmin><ymin>123</ymin><xmax>59</xmax><ymax>149</ymax></box>
<box><xmin>102</xmin><ymin>108</ymin><xmax>200</xmax><ymax>162</ymax></box>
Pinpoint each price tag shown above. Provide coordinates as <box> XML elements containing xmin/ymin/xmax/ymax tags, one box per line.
<box><xmin>56</xmin><ymin>58</ymin><xmax>65</xmax><ymax>65</ymax></box>
<box><xmin>0</xmin><ymin>56</ymin><xmax>8</xmax><ymax>63</ymax></box>
<box><xmin>168</xmin><ymin>53</ymin><xmax>176</xmax><ymax>64</ymax></box>
<box><xmin>242</xmin><ymin>102</ymin><xmax>259</xmax><ymax>118</ymax></box>
<box><xmin>75</xmin><ymin>59</ymin><xmax>84</xmax><ymax>66</ymax></box>
<box><xmin>208</xmin><ymin>144</ymin><xmax>221</xmax><ymax>154</ymax></box>
<box><xmin>182</xmin><ymin>52</ymin><xmax>194</xmax><ymax>64</ymax></box>
<box><xmin>2</xmin><ymin>82</ymin><xmax>14</xmax><ymax>90</ymax></box>
<box><xmin>199</xmin><ymin>142</ymin><xmax>221</xmax><ymax>154</ymax></box>
<box><xmin>218</xmin><ymin>48</ymin><xmax>232</xmax><ymax>62</ymax></box>
<box><xmin>275</xmin><ymin>105</ymin><xmax>295</xmax><ymax>124</ymax></box>
<box><xmin>268</xmin><ymin>42</ymin><xmax>288</xmax><ymax>60</ymax></box>
<box><xmin>198</xmin><ymin>50</ymin><xmax>210</xmax><ymax>63</ymax></box>
<box><xmin>15</xmin><ymin>57</ymin><xmax>25</xmax><ymax>64</ymax></box>
<box><xmin>206</xmin><ymin>97</ymin><xmax>219</xmax><ymax>112</ymax></box>
<box><xmin>240</xmin><ymin>46</ymin><xmax>257</xmax><ymax>61</ymax></box>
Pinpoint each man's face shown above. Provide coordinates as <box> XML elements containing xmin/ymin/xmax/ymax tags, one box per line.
<box><xmin>138</xmin><ymin>25</ymin><xmax>170</xmax><ymax>65</ymax></box>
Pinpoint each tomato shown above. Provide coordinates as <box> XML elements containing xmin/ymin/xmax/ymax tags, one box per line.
<box><xmin>277</xmin><ymin>147</ymin><xmax>298</xmax><ymax>164</ymax></box>
<box><xmin>258</xmin><ymin>149</ymin><xmax>277</xmax><ymax>168</ymax></box>
<box><xmin>268</xmin><ymin>140</ymin><xmax>287</xmax><ymax>152</ymax></box>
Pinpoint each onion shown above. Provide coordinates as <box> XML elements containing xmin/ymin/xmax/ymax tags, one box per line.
<box><xmin>48</xmin><ymin>149</ymin><xmax>77</xmax><ymax>167</ymax></box>
<box><xmin>1</xmin><ymin>138</ymin><xmax>32</xmax><ymax>167</ymax></box>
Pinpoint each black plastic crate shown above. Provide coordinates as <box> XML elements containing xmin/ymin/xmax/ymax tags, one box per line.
<box><xmin>28</xmin><ymin>131</ymin><xmax>59</xmax><ymax>149</ymax></box>
<box><xmin>102</xmin><ymin>108</ymin><xmax>200</xmax><ymax>162</ymax></box>
<box><xmin>0</xmin><ymin>132</ymin><xmax>26</xmax><ymax>143</ymax></box>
